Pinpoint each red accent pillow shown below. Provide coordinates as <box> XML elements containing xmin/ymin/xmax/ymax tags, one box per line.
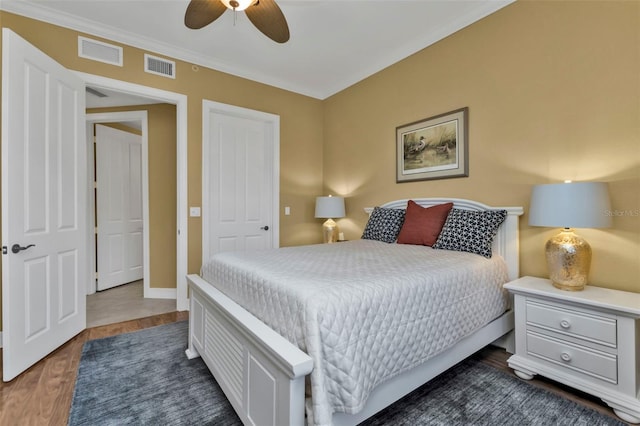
<box><xmin>396</xmin><ymin>201</ymin><xmax>454</xmax><ymax>246</ymax></box>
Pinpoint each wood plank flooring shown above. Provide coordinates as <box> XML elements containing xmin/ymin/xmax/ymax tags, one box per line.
<box><xmin>0</xmin><ymin>316</ymin><xmax>624</xmax><ymax>425</ymax></box>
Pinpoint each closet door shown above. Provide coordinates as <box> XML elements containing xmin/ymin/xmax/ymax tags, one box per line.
<box><xmin>202</xmin><ymin>103</ymin><xmax>279</xmax><ymax>261</ymax></box>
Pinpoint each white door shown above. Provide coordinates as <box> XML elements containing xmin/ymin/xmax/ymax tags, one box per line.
<box><xmin>95</xmin><ymin>124</ymin><xmax>143</xmax><ymax>290</ymax></box>
<box><xmin>203</xmin><ymin>105</ymin><xmax>278</xmax><ymax>259</ymax></box>
<box><xmin>1</xmin><ymin>29</ymin><xmax>87</xmax><ymax>381</ymax></box>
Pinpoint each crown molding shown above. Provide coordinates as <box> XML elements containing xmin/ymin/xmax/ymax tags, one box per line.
<box><xmin>0</xmin><ymin>0</ymin><xmax>324</xmax><ymax>99</ymax></box>
<box><xmin>0</xmin><ymin>0</ymin><xmax>514</xmax><ymax>100</ymax></box>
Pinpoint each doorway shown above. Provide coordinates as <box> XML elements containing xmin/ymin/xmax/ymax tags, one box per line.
<box><xmin>87</xmin><ymin>112</ymin><xmax>148</xmax><ymax>295</ymax></box>
<box><xmin>85</xmin><ymin>107</ymin><xmax>177</xmax><ymax>326</ymax></box>
<box><xmin>78</xmin><ymin>72</ymin><xmax>189</xmax><ymax>311</ymax></box>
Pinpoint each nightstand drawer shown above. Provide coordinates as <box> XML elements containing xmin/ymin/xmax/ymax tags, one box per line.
<box><xmin>526</xmin><ymin>299</ymin><xmax>617</xmax><ymax>347</ymax></box>
<box><xmin>526</xmin><ymin>331</ymin><xmax>617</xmax><ymax>384</ymax></box>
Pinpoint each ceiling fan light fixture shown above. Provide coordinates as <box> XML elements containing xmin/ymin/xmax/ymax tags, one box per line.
<box><xmin>185</xmin><ymin>0</ymin><xmax>289</xmax><ymax>43</ymax></box>
<box><xmin>220</xmin><ymin>0</ymin><xmax>256</xmax><ymax>11</ymax></box>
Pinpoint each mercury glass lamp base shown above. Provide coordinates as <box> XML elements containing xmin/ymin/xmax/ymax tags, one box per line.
<box><xmin>322</xmin><ymin>218</ymin><xmax>339</xmax><ymax>243</ymax></box>
<box><xmin>545</xmin><ymin>228</ymin><xmax>592</xmax><ymax>291</ymax></box>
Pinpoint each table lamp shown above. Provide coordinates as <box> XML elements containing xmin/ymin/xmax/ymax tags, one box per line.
<box><xmin>315</xmin><ymin>195</ymin><xmax>345</xmax><ymax>243</ymax></box>
<box><xmin>529</xmin><ymin>181</ymin><xmax>611</xmax><ymax>291</ymax></box>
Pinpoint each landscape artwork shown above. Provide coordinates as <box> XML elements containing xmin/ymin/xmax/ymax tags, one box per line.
<box><xmin>396</xmin><ymin>107</ymin><xmax>469</xmax><ymax>182</ymax></box>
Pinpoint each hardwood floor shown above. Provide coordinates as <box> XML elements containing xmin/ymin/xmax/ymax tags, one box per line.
<box><xmin>0</xmin><ymin>320</ymin><xmax>624</xmax><ymax>425</ymax></box>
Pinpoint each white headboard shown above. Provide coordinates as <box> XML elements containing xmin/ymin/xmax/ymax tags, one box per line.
<box><xmin>364</xmin><ymin>198</ymin><xmax>524</xmax><ymax>281</ymax></box>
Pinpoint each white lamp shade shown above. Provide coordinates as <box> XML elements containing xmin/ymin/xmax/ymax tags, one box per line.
<box><xmin>529</xmin><ymin>182</ymin><xmax>612</xmax><ymax>229</ymax></box>
<box><xmin>315</xmin><ymin>196</ymin><xmax>345</xmax><ymax>219</ymax></box>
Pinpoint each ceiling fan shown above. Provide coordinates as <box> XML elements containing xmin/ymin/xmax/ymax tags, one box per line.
<box><xmin>184</xmin><ymin>0</ymin><xmax>290</xmax><ymax>43</ymax></box>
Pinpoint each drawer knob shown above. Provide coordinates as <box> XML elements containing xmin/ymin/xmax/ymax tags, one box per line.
<box><xmin>561</xmin><ymin>352</ymin><xmax>572</xmax><ymax>362</ymax></box>
<box><xmin>559</xmin><ymin>319</ymin><xmax>571</xmax><ymax>329</ymax></box>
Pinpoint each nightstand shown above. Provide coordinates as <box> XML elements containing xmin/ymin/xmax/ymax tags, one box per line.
<box><xmin>504</xmin><ymin>276</ymin><xmax>640</xmax><ymax>424</ymax></box>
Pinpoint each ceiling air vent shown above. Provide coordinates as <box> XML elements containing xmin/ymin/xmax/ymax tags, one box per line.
<box><xmin>78</xmin><ymin>36</ymin><xmax>123</xmax><ymax>66</ymax></box>
<box><xmin>144</xmin><ymin>54</ymin><xmax>176</xmax><ymax>79</ymax></box>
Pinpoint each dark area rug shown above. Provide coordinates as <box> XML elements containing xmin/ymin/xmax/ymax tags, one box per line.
<box><xmin>69</xmin><ymin>321</ymin><xmax>624</xmax><ymax>425</ymax></box>
<box><xmin>362</xmin><ymin>357</ymin><xmax>623</xmax><ymax>426</ymax></box>
<box><xmin>68</xmin><ymin>321</ymin><xmax>239</xmax><ymax>426</ymax></box>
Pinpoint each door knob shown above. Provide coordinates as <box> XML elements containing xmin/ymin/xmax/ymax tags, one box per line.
<box><xmin>260</xmin><ymin>226</ymin><xmax>269</xmax><ymax>231</ymax></box>
<box><xmin>12</xmin><ymin>244</ymin><xmax>35</xmax><ymax>254</ymax></box>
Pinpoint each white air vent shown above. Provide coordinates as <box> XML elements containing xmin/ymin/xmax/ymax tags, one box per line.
<box><xmin>78</xmin><ymin>36</ymin><xmax>123</xmax><ymax>66</ymax></box>
<box><xmin>144</xmin><ymin>54</ymin><xmax>176</xmax><ymax>79</ymax></box>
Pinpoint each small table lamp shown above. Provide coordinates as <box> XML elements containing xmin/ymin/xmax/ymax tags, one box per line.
<box><xmin>315</xmin><ymin>195</ymin><xmax>345</xmax><ymax>243</ymax></box>
<box><xmin>529</xmin><ymin>181</ymin><xmax>612</xmax><ymax>291</ymax></box>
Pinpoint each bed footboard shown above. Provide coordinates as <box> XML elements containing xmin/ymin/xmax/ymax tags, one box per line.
<box><xmin>186</xmin><ymin>274</ymin><xmax>313</xmax><ymax>426</ymax></box>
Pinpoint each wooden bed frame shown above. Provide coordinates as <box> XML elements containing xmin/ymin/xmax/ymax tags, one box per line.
<box><xmin>186</xmin><ymin>198</ymin><xmax>524</xmax><ymax>426</ymax></box>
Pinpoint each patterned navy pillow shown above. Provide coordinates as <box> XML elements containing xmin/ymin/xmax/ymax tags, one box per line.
<box><xmin>361</xmin><ymin>207</ymin><xmax>406</xmax><ymax>243</ymax></box>
<box><xmin>433</xmin><ymin>208</ymin><xmax>507</xmax><ymax>258</ymax></box>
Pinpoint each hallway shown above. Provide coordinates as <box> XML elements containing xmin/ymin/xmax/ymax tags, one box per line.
<box><xmin>86</xmin><ymin>281</ymin><xmax>176</xmax><ymax>327</ymax></box>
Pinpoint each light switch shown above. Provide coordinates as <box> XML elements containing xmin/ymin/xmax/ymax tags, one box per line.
<box><xmin>190</xmin><ymin>207</ymin><xmax>201</xmax><ymax>217</ymax></box>
<box><xmin>284</xmin><ymin>206</ymin><xmax>291</xmax><ymax>215</ymax></box>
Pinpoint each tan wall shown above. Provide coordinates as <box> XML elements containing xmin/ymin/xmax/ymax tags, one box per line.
<box><xmin>323</xmin><ymin>1</ymin><xmax>639</xmax><ymax>292</ymax></box>
<box><xmin>88</xmin><ymin>104</ymin><xmax>177</xmax><ymax>289</ymax></box>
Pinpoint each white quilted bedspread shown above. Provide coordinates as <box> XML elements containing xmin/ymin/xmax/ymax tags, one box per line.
<box><xmin>201</xmin><ymin>240</ymin><xmax>509</xmax><ymax>426</ymax></box>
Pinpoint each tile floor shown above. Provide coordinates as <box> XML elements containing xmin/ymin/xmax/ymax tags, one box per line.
<box><xmin>86</xmin><ymin>280</ymin><xmax>177</xmax><ymax>327</ymax></box>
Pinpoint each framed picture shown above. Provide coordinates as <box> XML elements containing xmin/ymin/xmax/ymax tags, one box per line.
<box><xmin>396</xmin><ymin>107</ymin><xmax>468</xmax><ymax>183</ymax></box>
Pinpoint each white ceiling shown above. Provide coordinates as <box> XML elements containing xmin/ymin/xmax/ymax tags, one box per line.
<box><xmin>2</xmin><ymin>0</ymin><xmax>514</xmax><ymax>100</ymax></box>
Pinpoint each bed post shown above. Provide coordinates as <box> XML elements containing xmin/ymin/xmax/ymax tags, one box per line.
<box><xmin>185</xmin><ymin>287</ymin><xmax>202</xmax><ymax>360</ymax></box>
<box><xmin>495</xmin><ymin>207</ymin><xmax>524</xmax><ymax>281</ymax></box>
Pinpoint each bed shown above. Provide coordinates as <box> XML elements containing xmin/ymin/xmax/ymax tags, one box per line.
<box><xmin>186</xmin><ymin>198</ymin><xmax>523</xmax><ymax>426</ymax></box>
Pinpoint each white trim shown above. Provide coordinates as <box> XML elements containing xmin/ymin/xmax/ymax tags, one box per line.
<box><xmin>86</xmin><ymin>111</ymin><xmax>149</xmax><ymax>296</ymax></box>
<box><xmin>145</xmin><ymin>287</ymin><xmax>177</xmax><ymax>300</ymax></box>
<box><xmin>319</xmin><ymin>1</ymin><xmax>515</xmax><ymax>98</ymax></box>
<box><xmin>76</xmin><ymin>72</ymin><xmax>188</xmax><ymax>310</ymax></box>
<box><xmin>201</xmin><ymin>100</ymin><xmax>280</xmax><ymax>263</ymax></box>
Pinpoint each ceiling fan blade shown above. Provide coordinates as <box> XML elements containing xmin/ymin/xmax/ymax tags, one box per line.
<box><xmin>185</xmin><ymin>0</ymin><xmax>227</xmax><ymax>29</ymax></box>
<box><xmin>245</xmin><ymin>0</ymin><xmax>290</xmax><ymax>43</ymax></box>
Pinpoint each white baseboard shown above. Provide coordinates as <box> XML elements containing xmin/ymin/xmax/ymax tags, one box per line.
<box><xmin>144</xmin><ymin>287</ymin><xmax>177</xmax><ymax>300</ymax></box>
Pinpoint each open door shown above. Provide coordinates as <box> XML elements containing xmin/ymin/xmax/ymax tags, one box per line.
<box><xmin>1</xmin><ymin>29</ymin><xmax>87</xmax><ymax>381</ymax></box>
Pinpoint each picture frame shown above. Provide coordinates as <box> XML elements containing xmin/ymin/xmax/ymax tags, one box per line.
<box><xmin>396</xmin><ymin>107</ymin><xmax>468</xmax><ymax>183</ymax></box>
